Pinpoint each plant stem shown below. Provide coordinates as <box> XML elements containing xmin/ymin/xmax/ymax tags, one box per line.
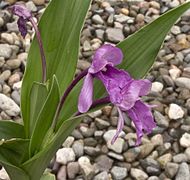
<box><xmin>51</xmin><ymin>69</ymin><xmax>89</xmax><ymax>129</ymax></box>
<box><xmin>75</xmin><ymin>96</ymin><xmax>110</xmax><ymax>116</ymax></box>
<box><xmin>29</xmin><ymin>18</ymin><xmax>47</xmax><ymax>83</ymax></box>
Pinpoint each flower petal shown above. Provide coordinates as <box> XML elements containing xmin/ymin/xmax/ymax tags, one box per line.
<box><xmin>12</xmin><ymin>5</ymin><xmax>32</xmax><ymax>19</ymax></box>
<box><xmin>134</xmin><ymin>100</ymin><xmax>156</xmax><ymax>133</ymax></box>
<box><xmin>127</xmin><ymin>100</ymin><xmax>156</xmax><ymax>145</ymax></box>
<box><xmin>119</xmin><ymin>79</ymin><xmax>151</xmax><ymax>111</ymax></box>
<box><xmin>127</xmin><ymin>107</ymin><xmax>143</xmax><ymax>146</ymax></box>
<box><xmin>89</xmin><ymin>44</ymin><xmax>123</xmax><ymax>73</ymax></box>
<box><xmin>111</xmin><ymin>107</ymin><xmax>125</xmax><ymax>144</ymax></box>
<box><xmin>78</xmin><ymin>73</ymin><xmax>93</xmax><ymax>113</ymax></box>
<box><xmin>17</xmin><ymin>17</ymin><xmax>28</xmax><ymax>38</ymax></box>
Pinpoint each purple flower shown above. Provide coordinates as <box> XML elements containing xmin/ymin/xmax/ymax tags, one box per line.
<box><xmin>78</xmin><ymin>44</ymin><xmax>156</xmax><ymax>145</ymax></box>
<box><xmin>11</xmin><ymin>5</ymin><xmax>32</xmax><ymax>37</ymax></box>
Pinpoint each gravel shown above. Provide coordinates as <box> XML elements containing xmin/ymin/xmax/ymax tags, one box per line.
<box><xmin>1</xmin><ymin>0</ymin><xmax>190</xmax><ymax>179</ymax></box>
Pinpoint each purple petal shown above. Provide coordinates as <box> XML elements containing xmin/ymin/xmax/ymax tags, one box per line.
<box><xmin>133</xmin><ymin>100</ymin><xmax>156</xmax><ymax>133</ymax></box>
<box><xmin>78</xmin><ymin>73</ymin><xmax>93</xmax><ymax>113</ymax></box>
<box><xmin>12</xmin><ymin>5</ymin><xmax>32</xmax><ymax>19</ymax></box>
<box><xmin>119</xmin><ymin>79</ymin><xmax>151</xmax><ymax>111</ymax></box>
<box><xmin>89</xmin><ymin>44</ymin><xmax>123</xmax><ymax>73</ymax></box>
<box><xmin>111</xmin><ymin>107</ymin><xmax>125</xmax><ymax>144</ymax></box>
<box><xmin>136</xmin><ymin>79</ymin><xmax>151</xmax><ymax>96</ymax></box>
<box><xmin>17</xmin><ymin>17</ymin><xmax>27</xmax><ymax>38</ymax></box>
<box><xmin>95</xmin><ymin>66</ymin><xmax>131</xmax><ymax>105</ymax></box>
<box><xmin>127</xmin><ymin>100</ymin><xmax>156</xmax><ymax>145</ymax></box>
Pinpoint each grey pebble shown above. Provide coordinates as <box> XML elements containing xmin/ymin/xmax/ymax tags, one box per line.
<box><xmin>0</xmin><ymin>44</ymin><xmax>12</xmax><ymax>59</ymax></box>
<box><xmin>93</xmin><ymin>171</ymin><xmax>109</xmax><ymax>180</ymax></box>
<box><xmin>175</xmin><ymin>162</ymin><xmax>190</xmax><ymax>180</ymax></box>
<box><xmin>105</xmin><ymin>28</ymin><xmax>124</xmax><ymax>43</ymax></box>
<box><xmin>111</xmin><ymin>166</ymin><xmax>128</xmax><ymax>180</ymax></box>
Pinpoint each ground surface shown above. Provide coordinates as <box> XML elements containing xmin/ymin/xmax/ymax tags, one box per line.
<box><xmin>0</xmin><ymin>0</ymin><xmax>190</xmax><ymax>179</ymax></box>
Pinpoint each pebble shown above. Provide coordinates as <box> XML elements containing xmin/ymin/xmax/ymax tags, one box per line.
<box><xmin>62</xmin><ymin>136</ymin><xmax>74</xmax><ymax>148</ymax></box>
<box><xmin>185</xmin><ymin>147</ymin><xmax>190</xmax><ymax>161</ymax></box>
<box><xmin>26</xmin><ymin>1</ymin><xmax>37</xmax><ymax>12</ymax></box>
<box><xmin>32</xmin><ymin>0</ymin><xmax>45</xmax><ymax>6</ymax></box>
<box><xmin>67</xmin><ymin>162</ymin><xmax>79</xmax><ymax>179</ymax></box>
<box><xmin>92</xmin><ymin>14</ymin><xmax>104</xmax><ymax>24</ymax></box>
<box><xmin>0</xmin><ymin>93</ymin><xmax>20</xmax><ymax>116</ymax></box>
<box><xmin>108</xmin><ymin>151</ymin><xmax>124</xmax><ymax>161</ymax></box>
<box><xmin>95</xmin><ymin>118</ymin><xmax>110</xmax><ymax>129</ymax></box>
<box><xmin>6</xmin><ymin>59</ymin><xmax>21</xmax><ymax>69</ymax></box>
<box><xmin>0</xmin><ymin>57</ymin><xmax>5</xmax><ymax>68</ymax></box>
<box><xmin>72</xmin><ymin>140</ymin><xmax>84</xmax><ymax>158</ymax></box>
<box><xmin>165</xmin><ymin>162</ymin><xmax>179</xmax><ymax>178</ymax></box>
<box><xmin>0</xmin><ymin>44</ymin><xmax>12</xmax><ymax>59</ymax></box>
<box><xmin>171</xmin><ymin>25</ymin><xmax>181</xmax><ymax>35</ymax></box>
<box><xmin>95</xmin><ymin>155</ymin><xmax>113</xmax><ymax>171</ymax></box>
<box><xmin>175</xmin><ymin>162</ymin><xmax>190</xmax><ymax>180</ymax></box>
<box><xmin>180</xmin><ymin>133</ymin><xmax>190</xmax><ymax>148</ymax></box>
<box><xmin>0</xmin><ymin>70</ymin><xmax>11</xmax><ymax>82</ymax></box>
<box><xmin>148</xmin><ymin>176</ymin><xmax>159</xmax><ymax>180</ymax></box>
<box><xmin>78</xmin><ymin>156</ymin><xmax>95</xmax><ymax>179</ymax></box>
<box><xmin>8</xmin><ymin>73</ymin><xmax>21</xmax><ymax>86</ymax></box>
<box><xmin>1</xmin><ymin>33</ymin><xmax>14</xmax><ymax>44</ymax></box>
<box><xmin>57</xmin><ymin>166</ymin><xmax>67</xmax><ymax>180</ymax></box>
<box><xmin>0</xmin><ymin>17</ymin><xmax>4</xmax><ymax>27</ymax></box>
<box><xmin>0</xmin><ymin>168</ymin><xmax>10</xmax><ymax>180</ymax></box>
<box><xmin>173</xmin><ymin>153</ymin><xmax>188</xmax><ymax>163</ymax></box>
<box><xmin>157</xmin><ymin>153</ymin><xmax>172</xmax><ymax>168</ymax></box>
<box><xmin>94</xmin><ymin>171</ymin><xmax>109</xmax><ymax>180</ymax></box>
<box><xmin>124</xmin><ymin>147</ymin><xmax>140</xmax><ymax>162</ymax></box>
<box><xmin>103</xmin><ymin>130</ymin><xmax>125</xmax><ymax>153</ymax></box>
<box><xmin>154</xmin><ymin>111</ymin><xmax>169</xmax><ymax>128</ymax></box>
<box><xmin>130</xmin><ymin>168</ymin><xmax>148</xmax><ymax>180</ymax></box>
<box><xmin>175</xmin><ymin>77</ymin><xmax>190</xmax><ymax>90</ymax></box>
<box><xmin>168</xmin><ymin>104</ymin><xmax>184</xmax><ymax>120</ymax></box>
<box><xmin>11</xmin><ymin>90</ymin><xmax>20</xmax><ymax>105</ymax></box>
<box><xmin>151</xmin><ymin>82</ymin><xmax>163</xmax><ymax>93</ymax></box>
<box><xmin>105</xmin><ymin>28</ymin><xmax>124</xmax><ymax>43</ymax></box>
<box><xmin>111</xmin><ymin>166</ymin><xmax>127</xmax><ymax>180</ymax></box>
<box><xmin>13</xmin><ymin>81</ymin><xmax>22</xmax><ymax>91</ymax></box>
<box><xmin>139</xmin><ymin>143</ymin><xmax>154</xmax><ymax>158</ymax></box>
<box><xmin>56</xmin><ymin>148</ymin><xmax>75</xmax><ymax>165</ymax></box>
<box><xmin>151</xmin><ymin>134</ymin><xmax>164</xmax><ymax>146</ymax></box>
<box><xmin>169</xmin><ymin>68</ymin><xmax>181</xmax><ymax>80</ymax></box>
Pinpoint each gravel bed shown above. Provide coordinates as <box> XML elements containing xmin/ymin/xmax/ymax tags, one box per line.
<box><xmin>0</xmin><ymin>0</ymin><xmax>190</xmax><ymax>179</ymax></box>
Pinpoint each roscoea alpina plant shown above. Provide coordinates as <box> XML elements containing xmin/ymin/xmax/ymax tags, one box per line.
<box><xmin>0</xmin><ymin>1</ymin><xmax>189</xmax><ymax>179</ymax></box>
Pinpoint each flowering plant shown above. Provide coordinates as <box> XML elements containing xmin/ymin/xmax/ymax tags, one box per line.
<box><xmin>0</xmin><ymin>1</ymin><xmax>189</xmax><ymax>179</ymax></box>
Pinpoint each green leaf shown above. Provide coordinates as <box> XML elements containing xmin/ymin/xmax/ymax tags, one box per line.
<box><xmin>22</xmin><ymin>116</ymin><xmax>83</xmax><ymax>180</ymax></box>
<box><xmin>0</xmin><ymin>162</ymin><xmax>29</xmax><ymax>180</ymax></box>
<box><xmin>117</xmin><ymin>2</ymin><xmax>190</xmax><ymax>78</ymax></box>
<box><xmin>29</xmin><ymin>82</ymin><xmax>48</xmax><ymax>136</ymax></box>
<box><xmin>29</xmin><ymin>76</ymin><xmax>60</xmax><ymax>157</ymax></box>
<box><xmin>57</xmin><ymin>2</ymin><xmax>190</xmax><ymax>127</ymax></box>
<box><xmin>21</xmin><ymin>0</ymin><xmax>92</xmax><ymax>137</ymax></box>
<box><xmin>0</xmin><ymin>120</ymin><xmax>25</xmax><ymax>140</ymax></box>
<box><xmin>40</xmin><ymin>173</ymin><xmax>56</xmax><ymax>180</ymax></box>
<box><xmin>0</xmin><ymin>138</ymin><xmax>29</xmax><ymax>166</ymax></box>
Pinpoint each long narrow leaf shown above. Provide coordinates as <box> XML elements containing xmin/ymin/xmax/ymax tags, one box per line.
<box><xmin>21</xmin><ymin>0</ymin><xmax>92</xmax><ymax>137</ymax></box>
<box><xmin>29</xmin><ymin>76</ymin><xmax>60</xmax><ymax>157</ymax></box>
<box><xmin>0</xmin><ymin>120</ymin><xmax>25</xmax><ymax>140</ymax></box>
<box><xmin>29</xmin><ymin>82</ymin><xmax>48</xmax><ymax>136</ymax></box>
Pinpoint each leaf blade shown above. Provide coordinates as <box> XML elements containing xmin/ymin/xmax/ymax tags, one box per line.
<box><xmin>21</xmin><ymin>0</ymin><xmax>92</xmax><ymax>136</ymax></box>
<box><xmin>29</xmin><ymin>76</ymin><xmax>60</xmax><ymax>157</ymax></box>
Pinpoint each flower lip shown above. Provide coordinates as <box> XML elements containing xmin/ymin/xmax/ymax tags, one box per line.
<box><xmin>11</xmin><ymin>5</ymin><xmax>32</xmax><ymax>19</ymax></box>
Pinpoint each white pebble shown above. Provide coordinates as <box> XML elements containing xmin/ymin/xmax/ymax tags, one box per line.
<box><xmin>168</xmin><ymin>104</ymin><xmax>184</xmax><ymax>120</ymax></box>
